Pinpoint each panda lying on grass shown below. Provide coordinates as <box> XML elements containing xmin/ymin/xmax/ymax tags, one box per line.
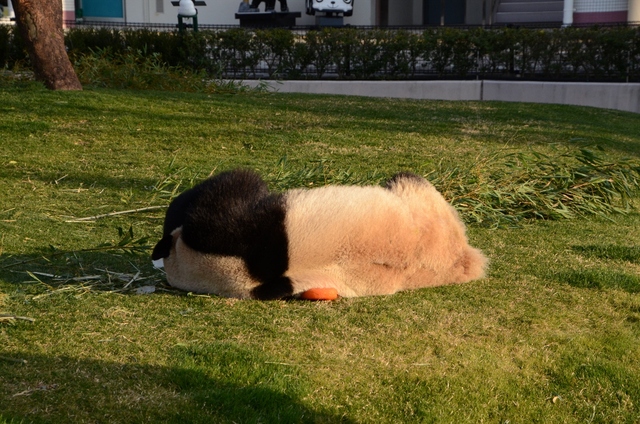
<box><xmin>151</xmin><ymin>169</ymin><xmax>487</xmax><ymax>300</ymax></box>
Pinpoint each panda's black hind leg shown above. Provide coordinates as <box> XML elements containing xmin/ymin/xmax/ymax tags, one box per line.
<box><xmin>250</xmin><ymin>276</ymin><xmax>294</xmax><ymax>300</ymax></box>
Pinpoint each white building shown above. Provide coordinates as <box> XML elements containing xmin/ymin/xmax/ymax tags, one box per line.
<box><xmin>1</xmin><ymin>0</ymin><xmax>639</xmax><ymax>27</ymax></box>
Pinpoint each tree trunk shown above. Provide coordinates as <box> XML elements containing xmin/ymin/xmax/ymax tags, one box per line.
<box><xmin>12</xmin><ymin>0</ymin><xmax>82</xmax><ymax>90</ymax></box>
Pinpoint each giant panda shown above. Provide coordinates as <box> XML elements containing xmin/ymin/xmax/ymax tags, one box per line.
<box><xmin>151</xmin><ymin>169</ymin><xmax>488</xmax><ymax>300</ymax></box>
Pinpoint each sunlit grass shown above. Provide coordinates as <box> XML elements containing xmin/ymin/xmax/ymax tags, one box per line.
<box><xmin>1</xmin><ymin>86</ymin><xmax>639</xmax><ymax>423</ymax></box>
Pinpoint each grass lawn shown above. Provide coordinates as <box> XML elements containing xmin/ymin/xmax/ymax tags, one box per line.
<box><xmin>1</xmin><ymin>84</ymin><xmax>639</xmax><ymax>423</ymax></box>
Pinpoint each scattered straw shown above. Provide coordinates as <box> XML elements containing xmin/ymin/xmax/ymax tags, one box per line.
<box><xmin>26</xmin><ymin>267</ymin><xmax>162</xmax><ymax>299</ymax></box>
<box><xmin>0</xmin><ymin>314</ymin><xmax>35</xmax><ymax>323</ymax></box>
<box><xmin>12</xmin><ymin>384</ymin><xmax>58</xmax><ymax>397</ymax></box>
<box><xmin>65</xmin><ymin>206</ymin><xmax>167</xmax><ymax>222</ymax></box>
<box><xmin>0</xmin><ymin>356</ymin><xmax>28</xmax><ymax>364</ymax></box>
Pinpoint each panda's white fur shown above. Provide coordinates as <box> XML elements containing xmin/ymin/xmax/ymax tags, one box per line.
<box><xmin>163</xmin><ymin>232</ymin><xmax>258</xmax><ymax>298</ymax></box>
<box><xmin>153</xmin><ymin>170</ymin><xmax>487</xmax><ymax>299</ymax></box>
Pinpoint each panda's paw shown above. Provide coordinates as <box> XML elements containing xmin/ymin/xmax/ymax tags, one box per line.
<box><xmin>152</xmin><ymin>258</ymin><xmax>165</xmax><ymax>269</ymax></box>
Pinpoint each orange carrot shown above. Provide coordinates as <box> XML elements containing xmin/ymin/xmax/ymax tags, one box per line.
<box><xmin>299</xmin><ymin>288</ymin><xmax>339</xmax><ymax>301</ymax></box>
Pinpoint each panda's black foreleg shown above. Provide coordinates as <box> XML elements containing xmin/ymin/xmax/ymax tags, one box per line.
<box><xmin>250</xmin><ymin>276</ymin><xmax>294</xmax><ymax>300</ymax></box>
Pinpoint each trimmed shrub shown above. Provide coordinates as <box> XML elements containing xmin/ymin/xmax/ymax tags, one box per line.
<box><xmin>0</xmin><ymin>24</ymin><xmax>27</xmax><ymax>69</ymax></box>
<box><xmin>5</xmin><ymin>25</ymin><xmax>640</xmax><ymax>81</ymax></box>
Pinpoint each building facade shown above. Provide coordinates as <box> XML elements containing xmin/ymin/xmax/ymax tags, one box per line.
<box><xmin>1</xmin><ymin>0</ymin><xmax>638</xmax><ymax>26</ymax></box>
<box><xmin>573</xmin><ymin>0</ymin><xmax>632</xmax><ymax>23</ymax></box>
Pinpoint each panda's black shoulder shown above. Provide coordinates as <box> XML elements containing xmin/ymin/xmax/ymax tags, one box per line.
<box><xmin>195</xmin><ymin>169</ymin><xmax>269</xmax><ymax>204</ymax></box>
<box><xmin>160</xmin><ymin>183</ymin><xmax>201</xmax><ymax>236</ymax></box>
<box><xmin>160</xmin><ymin>170</ymin><xmax>265</xmax><ymax>234</ymax></box>
<box><xmin>181</xmin><ymin>169</ymin><xmax>271</xmax><ymax>255</ymax></box>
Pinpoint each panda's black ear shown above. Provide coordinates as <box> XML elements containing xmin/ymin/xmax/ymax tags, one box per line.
<box><xmin>151</xmin><ymin>235</ymin><xmax>173</xmax><ymax>260</ymax></box>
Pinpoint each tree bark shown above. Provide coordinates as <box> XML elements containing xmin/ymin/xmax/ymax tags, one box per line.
<box><xmin>12</xmin><ymin>0</ymin><xmax>82</xmax><ymax>90</ymax></box>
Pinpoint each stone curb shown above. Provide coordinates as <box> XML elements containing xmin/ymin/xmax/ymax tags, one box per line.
<box><xmin>238</xmin><ymin>80</ymin><xmax>640</xmax><ymax>114</ymax></box>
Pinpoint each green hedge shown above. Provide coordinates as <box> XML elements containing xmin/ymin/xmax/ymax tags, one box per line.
<box><xmin>0</xmin><ymin>25</ymin><xmax>25</xmax><ymax>69</ymax></box>
<box><xmin>1</xmin><ymin>24</ymin><xmax>639</xmax><ymax>81</ymax></box>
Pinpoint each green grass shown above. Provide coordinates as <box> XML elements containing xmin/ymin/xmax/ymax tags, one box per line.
<box><xmin>1</xmin><ymin>85</ymin><xmax>640</xmax><ymax>423</ymax></box>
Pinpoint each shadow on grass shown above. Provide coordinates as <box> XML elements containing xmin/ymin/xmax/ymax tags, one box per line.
<box><xmin>1</xmin><ymin>250</ymin><xmax>350</xmax><ymax>422</ymax></box>
<box><xmin>571</xmin><ymin>244</ymin><xmax>640</xmax><ymax>263</ymax></box>
<box><xmin>0</xmin><ymin>168</ymin><xmax>164</xmax><ymax>196</ymax></box>
<box><xmin>1</xmin><ymin>344</ymin><xmax>350</xmax><ymax>423</ymax></box>
<box><xmin>556</xmin><ymin>244</ymin><xmax>640</xmax><ymax>293</ymax></box>
<box><xmin>552</xmin><ymin>269</ymin><xmax>640</xmax><ymax>293</ymax></box>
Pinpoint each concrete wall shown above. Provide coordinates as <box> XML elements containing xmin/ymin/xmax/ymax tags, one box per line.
<box><xmin>630</xmin><ymin>0</ymin><xmax>640</xmax><ymax>22</ymax></box>
<box><xmin>239</xmin><ymin>80</ymin><xmax>640</xmax><ymax>114</ymax></box>
<box><xmin>388</xmin><ymin>0</ymin><xmax>414</xmax><ymax>26</ymax></box>
<box><xmin>465</xmin><ymin>0</ymin><xmax>486</xmax><ymax>25</ymax></box>
<box><xmin>254</xmin><ymin>80</ymin><xmax>481</xmax><ymax>101</ymax></box>
<box><xmin>482</xmin><ymin>81</ymin><xmax>640</xmax><ymax>114</ymax></box>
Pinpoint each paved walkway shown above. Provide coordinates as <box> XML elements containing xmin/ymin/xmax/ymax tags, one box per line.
<box><xmin>239</xmin><ymin>80</ymin><xmax>640</xmax><ymax>114</ymax></box>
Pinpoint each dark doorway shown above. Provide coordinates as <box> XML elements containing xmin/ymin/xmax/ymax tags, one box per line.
<box><xmin>423</xmin><ymin>0</ymin><xmax>466</xmax><ymax>25</ymax></box>
<box><xmin>377</xmin><ymin>0</ymin><xmax>389</xmax><ymax>26</ymax></box>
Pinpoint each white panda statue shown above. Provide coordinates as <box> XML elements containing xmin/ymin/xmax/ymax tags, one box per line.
<box><xmin>151</xmin><ymin>169</ymin><xmax>488</xmax><ymax>300</ymax></box>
